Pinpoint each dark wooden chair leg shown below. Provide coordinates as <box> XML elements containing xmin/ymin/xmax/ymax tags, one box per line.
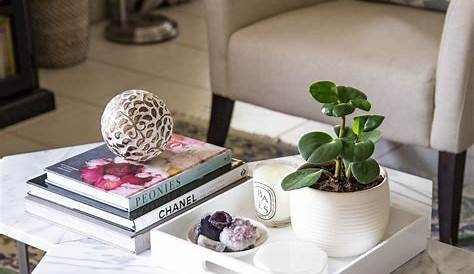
<box><xmin>207</xmin><ymin>94</ymin><xmax>234</xmax><ymax>146</ymax></box>
<box><xmin>16</xmin><ymin>241</ymin><xmax>30</xmax><ymax>274</ymax></box>
<box><xmin>438</xmin><ymin>151</ymin><xmax>466</xmax><ymax>245</ymax></box>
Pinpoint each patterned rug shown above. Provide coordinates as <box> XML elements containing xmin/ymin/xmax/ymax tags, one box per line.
<box><xmin>0</xmin><ymin>117</ymin><xmax>473</xmax><ymax>273</ymax></box>
<box><xmin>432</xmin><ymin>185</ymin><xmax>474</xmax><ymax>251</ymax></box>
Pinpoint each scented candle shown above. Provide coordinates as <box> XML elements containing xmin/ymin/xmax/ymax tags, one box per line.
<box><xmin>252</xmin><ymin>160</ymin><xmax>297</xmax><ymax>227</ymax></box>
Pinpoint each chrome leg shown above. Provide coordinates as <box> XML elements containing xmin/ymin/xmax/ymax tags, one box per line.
<box><xmin>16</xmin><ymin>241</ymin><xmax>30</xmax><ymax>274</ymax></box>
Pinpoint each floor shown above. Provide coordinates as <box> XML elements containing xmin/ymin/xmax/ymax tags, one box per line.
<box><xmin>0</xmin><ymin>0</ymin><xmax>473</xmax><ymax>190</ymax></box>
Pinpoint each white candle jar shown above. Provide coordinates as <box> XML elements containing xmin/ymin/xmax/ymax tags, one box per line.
<box><xmin>252</xmin><ymin>160</ymin><xmax>298</xmax><ymax>227</ymax></box>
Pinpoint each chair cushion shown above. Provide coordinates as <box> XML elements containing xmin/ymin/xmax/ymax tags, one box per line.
<box><xmin>366</xmin><ymin>0</ymin><xmax>449</xmax><ymax>12</ymax></box>
<box><xmin>228</xmin><ymin>0</ymin><xmax>445</xmax><ymax>146</ymax></box>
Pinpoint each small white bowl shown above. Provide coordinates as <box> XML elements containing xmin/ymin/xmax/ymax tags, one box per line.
<box><xmin>187</xmin><ymin>216</ymin><xmax>268</xmax><ymax>258</ymax></box>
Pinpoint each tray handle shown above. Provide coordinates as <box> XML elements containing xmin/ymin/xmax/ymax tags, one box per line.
<box><xmin>152</xmin><ymin>232</ymin><xmax>269</xmax><ymax>274</ymax></box>
<box><xmin>198</xmin><ymin>252</ymin><xmax>269</xmax><ymax>274</ymax></box>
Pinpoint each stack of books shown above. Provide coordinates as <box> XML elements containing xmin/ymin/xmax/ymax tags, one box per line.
<box><xmin>25</xmin><ymin>134</ymin><xmax>249</xmax><ymax>253</ymax></box>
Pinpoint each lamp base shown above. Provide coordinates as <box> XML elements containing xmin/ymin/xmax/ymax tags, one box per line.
<box><xmin>105</xmin><ymin>13</ymin><xmax>178</xmax><ymax>44</ymax></box>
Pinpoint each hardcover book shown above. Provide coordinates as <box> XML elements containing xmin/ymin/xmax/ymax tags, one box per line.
<box><xmin>28</xmin><ymin>159</ymin><xmax>247</xmax><ymax>225</ymax></box>
<box><xmin>45</xmin><ymin>135</ymin><xmax>232</xmax><ymax>211</ymax></box>
<box><xmin>28</xmin><ymin>161</ymin><xmax>248</xmax><ymax>232</ymax></box>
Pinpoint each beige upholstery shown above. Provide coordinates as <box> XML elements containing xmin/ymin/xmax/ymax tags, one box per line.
<box><xmin>204</xmin><ymin>0</ymin><xmax>474</xmax><ymax>153</ymax></box>
<box><xmin>432</xmin><ymin>0</ymin><xmax>474</xmax><ymax>152</ymax></box>
<box><xmin>205</xmin><ymin>0</ymin><xmax>326</xmax><ymax>97</ymax></box>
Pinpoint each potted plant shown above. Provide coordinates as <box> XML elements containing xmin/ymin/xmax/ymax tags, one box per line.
<box><xmin>282</xmin><ymin>81</ymin><xmax>390</xmax><ymax>257</ymax></box>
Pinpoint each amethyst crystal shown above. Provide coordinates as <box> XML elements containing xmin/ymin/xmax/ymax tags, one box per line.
<box><xmin>219</xmin><ymin>218</ymin><xmax>259</xmax><ymax>251</ymax></box>
<box><xmin>208</xmin><ymin>211</ymin><xmax>232</xmax><ymax>229</ymax></box>
<box><xmin>198</xmin><ymin>215</ymin><xmax>222</xmax><ymax>241</ymax></box>
<box><xmin>198</xmin><ymin>212</ymin><xmax>233</xmax><ymax>241</ymax></box>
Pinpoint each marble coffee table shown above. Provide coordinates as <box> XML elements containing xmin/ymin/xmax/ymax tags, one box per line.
<box><xmin>1</xmin><ymin>145</ymin><xmax>473</xmax><ymax>274</ymax></box>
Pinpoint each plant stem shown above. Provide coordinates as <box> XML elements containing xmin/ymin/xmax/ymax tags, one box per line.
<box><xmin>334</xmin><ymin>116</ymin><xmax>346</xmax><ymax>180</ymax></box>
<box><xmin>347</xmin><ymin>164</ymin><xmax>352</xmax><ymax>180</ymax></box>
<box><xmin>339</xmin><ymin>116</ymin><xmax>346</xmax><ymax>138</ymax></box>
<box><xmin>335</xmin><ymin>158</ymin><xmax>341</xmax><ymax>180</ymax></box>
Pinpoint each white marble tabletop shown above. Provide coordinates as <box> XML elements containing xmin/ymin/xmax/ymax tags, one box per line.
<box><xmin>0</xmin><ymin>145</ymin><xmax>473</xmax><ymax>274</ymax></box>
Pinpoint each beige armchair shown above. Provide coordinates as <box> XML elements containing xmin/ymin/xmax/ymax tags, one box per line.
<box><xmin>204</xmin><ymin>0</ymin><xmax>473</xmax><ymax>245</ymax></box>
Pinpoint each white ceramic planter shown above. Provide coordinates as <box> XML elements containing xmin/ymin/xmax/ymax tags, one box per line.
<box><xmin>290</xmin><ymin>168</ymin><xmax>390</xmax><ymax>257</ymax></box>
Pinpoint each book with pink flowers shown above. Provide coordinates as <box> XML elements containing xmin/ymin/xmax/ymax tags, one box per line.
<box><xmin>45</xmin><ymin>134</ymin><xmax>232</xmax><ymax>211</ymax></box>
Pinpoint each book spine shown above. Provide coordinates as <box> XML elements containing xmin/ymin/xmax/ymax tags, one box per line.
<box><xmin>129</xmin><ymin>149</ymin><xmax>232</xmax><ymax>210</ymax></box>
<box><xmin>27</xmin><ymin>186</ymin><xmax>135</xmax><ymax>229</ymax></box>
<box><xmin>24</xmin><ymin>198</ymin><xmax>142</xmax><ymax>253</ymax></box>
<box><xmin>129</xmin><ymin>164</ymin><xmax>231</xmax><ymax>219</ymax></box>
<box><xmin>133</xmin><ymin>163</ymin><xmax>249</xmax><ymax>232</ymax></box>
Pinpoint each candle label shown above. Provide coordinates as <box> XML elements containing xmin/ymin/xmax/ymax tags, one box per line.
<box><xmin>253</xmin><ymin>181</ymin><xmax>276</xmax><ymax>220</ymax></box>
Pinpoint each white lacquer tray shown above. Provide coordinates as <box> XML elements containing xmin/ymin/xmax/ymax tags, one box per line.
<box><xmin>150</xmin><ymin>179</ymin><xmax>429</xmax><ymax>274</ymax></box>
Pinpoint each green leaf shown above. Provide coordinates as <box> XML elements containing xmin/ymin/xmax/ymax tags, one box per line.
<box><xmin>298</xmin><ymin>132</ymin><xmax>343</xmax><ymax>164</ymax></box>
<box><xmin>309</xmin><ymin>81</ymin><xmax>338</xmax><ymax>104</ymax></box>
<box><xmin>353</xmin><ymin>141</ymin><xmax>375</xmax><ymax>162</ymax></box>
<box><xmin>341</xmin><ymin>140</ymin><xmax>374</xmax><ymax>162</ymax></box>
<box><xmin>341</xmin><ymin>140</ymin><xmax>355</xmax><ymax>162</ymax></box>
<box><xmin>363</xmin><ymin>115</ymin><xmax>384</xmax><ymax>132</ymax></box>
<box><xmin>281</xmin><ymin>168</ymin><xmax>324</xmax><ymax>191</ymax></box>
<box><xmin>333</xmin><ymin>126</ymin><xmax>356</xmax><ymax>140</ymax></box>
<box><xmin>351</xmin><ymin>158</ymin><xmax>380</xmax><ymax>184</ymax></box>
<box><xmin>336</xmin><ymin>86</ymin><xmax>367</xmax><ymax>103</ymax></box>
<box><xmin>321</xmin><ymin>103</ymin><xmax>336</xmax><ymax>116</ymax></box>
<box><xmin>332</xmin><ymin>103</ymin><xmax>355</xmax><ymax>117</ymax></box>
<box><xmin>353</xmin><ymin>116</ymin><xmax>364</xmax><ymax>136</ymax></box>
<box><xmin>360</xmin><ymin>130</ymin><xmax>382</xmax><ymax>143</ymax></box>
<box><xmin>350</xmin><ymin>99</ymin><xmax>371</xmax><ymax>111</ymax></box>
<box><xmin>353</xmin><ymin>115</ymin><xmax>385</xmax><ymax>135</ymax></box>
<box><xmin>298</xmin><ymin>132</ymin><xmax>333</xmax><ymax>159</ymax></box>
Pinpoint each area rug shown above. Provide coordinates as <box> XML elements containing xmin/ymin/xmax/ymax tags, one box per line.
<box><xmin>1</xmin><ymin>117</ymin><xmax>473</xmax><ymax>273</ymax></box>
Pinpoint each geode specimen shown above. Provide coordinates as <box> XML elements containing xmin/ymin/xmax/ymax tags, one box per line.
<box><xmin>208</xmin><ymin>211</ymin><xmax>232</xmax><ymax>229</ymax></box>
<box><xmin>198</xmin><ymin>212</ymin><xmax>232</xmax><ymax>241</ymax></box>
<box><xmin>194</xmin><ymin>212</ymin><xmax>260</xmax><ymax>253</ymax></box>
<box><xmin>219</xmin><ymin>218</ymin><xmax>259</xmax><ymax>251</ymax></box>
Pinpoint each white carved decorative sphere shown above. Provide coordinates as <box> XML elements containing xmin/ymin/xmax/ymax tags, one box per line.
<box><xmin>101</xmin><ymin>90</ymin><xmax>174</xmax><ymax>162</ymax></box>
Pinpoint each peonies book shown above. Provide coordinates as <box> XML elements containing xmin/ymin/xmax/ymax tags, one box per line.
<box><xmin>45</xmin><ymin>134</ymin><xmax>232</xmax><ymax>211</ymax></box>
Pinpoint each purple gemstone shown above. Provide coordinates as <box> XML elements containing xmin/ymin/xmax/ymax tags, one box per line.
<box><xmin>198</xmin><ymin>215</ymin><xmax>222</xmax><ymax>241</ymax></box>
<box><xmin>209</xmin><ymin>211</ymin><xmax>232</xmax><ymax>229</ymax></box>
<box><xmin>219</xmin><ymin>218</ymin><xmax>259</xmax><ymax>251</ymax></box>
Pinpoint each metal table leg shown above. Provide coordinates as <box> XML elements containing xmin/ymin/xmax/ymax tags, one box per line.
<box><xmin>16</xmin><ymin>241</ymin><xmax>30</xmax><ymax>274</ymax></box>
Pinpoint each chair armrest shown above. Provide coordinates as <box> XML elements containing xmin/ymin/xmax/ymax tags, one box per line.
<box><xmin>204</xmin><ymin>0</ymin><xmax>327</xmax><ymax>96</ymax></box>
<box><xmin>432</xmin><ymin>0</ymin><xmax>474</xmax><ymax>153</ymax></box>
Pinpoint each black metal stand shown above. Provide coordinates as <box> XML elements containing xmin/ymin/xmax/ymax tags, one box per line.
<box><xmin>105</xmin><ymin>0</ymin><xmax>178</xmax><ymax>44</ymax></box>
<box><xmin>0</xmin><ymin>88</ymin><xmax>55</xmax><ymax>128</ymax></box>
<box><xmin>0</xmin><ymin>0</ymin><xmax>55</xmax><ymax>127</ymax></box>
